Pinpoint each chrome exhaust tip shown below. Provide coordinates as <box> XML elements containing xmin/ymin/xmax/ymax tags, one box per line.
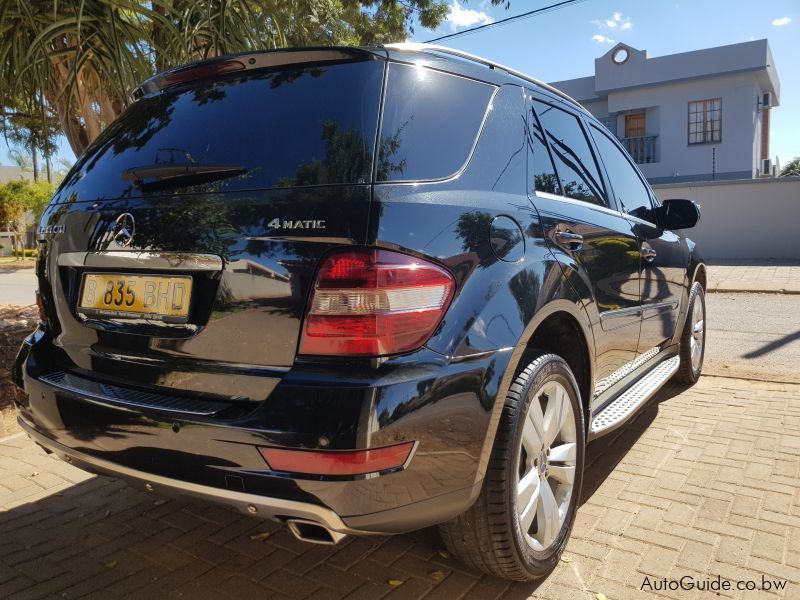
<box><xmin>286</xmin><ymin>519</ymin><xmax>346</xmax><ymax>545</ymax></box>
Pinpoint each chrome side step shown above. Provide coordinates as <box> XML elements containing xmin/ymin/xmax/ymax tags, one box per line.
<box><xmin>590</xmin><ymin>355</ymin><xmax>680</xmax><ymax>435</ymax></box>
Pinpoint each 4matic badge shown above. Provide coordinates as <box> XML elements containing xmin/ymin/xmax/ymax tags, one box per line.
<box><xmin>267</xmin><ymin>218</ymin><xmax>326</xmax><ymax>230</ymax></box>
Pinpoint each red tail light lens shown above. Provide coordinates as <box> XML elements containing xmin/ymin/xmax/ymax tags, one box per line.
<box><xmin>299</xmin><ymin>248</ymin><xmax>455</xmax><ymax>356</ymax></box>
<box><xmin>35</xmin><ymin>290</ymin><xmax>46</xmax><ymax>322</ymax></box>
<box><xmin>160</xmin><ymin>61</ymin><xmax>246</xmax><ymax>89</ymax></box>
<box><xmin>258</xmin><ymin>442</ymin><xmax>415</xmax><ymax>476</ymax></box>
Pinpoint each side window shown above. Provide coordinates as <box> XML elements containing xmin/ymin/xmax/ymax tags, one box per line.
<box><xmin>378</xmin><ymin>63</ymin><xmax>496</xmax><ymax>181</ymax></box>
<box><xmin>533</xmin><ymin>100</ymin><xmax>606</xmax><ymax>206</ymax></box>
<box><xmin>590</xmin><ymin>123</ymin><xmax>656</xmax><ymax>223</ymax></box>
<box><xmin>527</xmin><ymin>100</ymin><xmax>561</xmax><ymax>195</ymax></box>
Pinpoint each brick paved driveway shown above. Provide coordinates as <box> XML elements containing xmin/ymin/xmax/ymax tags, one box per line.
<box><xmin>2</xmin><ymin>375</ymin><xmax>799</xmax><ymax>599</ymax></box>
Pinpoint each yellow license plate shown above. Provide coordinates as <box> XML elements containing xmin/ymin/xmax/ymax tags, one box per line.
<box><xmin>78</xmin><ymin>273</ymin><xmax>192</xmax><ymax>321</ymax></box>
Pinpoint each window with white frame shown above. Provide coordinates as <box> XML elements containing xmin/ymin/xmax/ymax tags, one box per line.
<box><xmin>688</xmin><ymin>98</ymin><xmax>721</xmax><ymax>144</ymax></box>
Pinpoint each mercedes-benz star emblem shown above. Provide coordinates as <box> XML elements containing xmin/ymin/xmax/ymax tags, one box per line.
<box><xmin>112</xmin><ymin>213</ymin><xmax>135</xmax><ymax>247</ymax></box>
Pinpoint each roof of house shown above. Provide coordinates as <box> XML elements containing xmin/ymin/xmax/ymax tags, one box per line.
<box><xmin>550</xmin><ymin>39</ymin><xmax>780</xmax><ymax>105</ymax></box>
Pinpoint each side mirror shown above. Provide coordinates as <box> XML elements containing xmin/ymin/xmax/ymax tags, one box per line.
<box><xmin>660</xmin><ymin>198</ymin><xmax>700</xmax><ymax>230</ymax></box>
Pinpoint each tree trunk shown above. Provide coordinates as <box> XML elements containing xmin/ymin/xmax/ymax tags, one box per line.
<box><xmin>31</xmin><ymin>139</ymin><xmax>39</xmax><ymax>182</ymax></box>
<box><xmin>39</xmin><ymin>89</ymin><xmax>53</xmax><ymax>184</ymax></box>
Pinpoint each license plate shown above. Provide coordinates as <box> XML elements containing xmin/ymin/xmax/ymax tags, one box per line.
<box><xmin>78</xmin><ymin>273</ymin><xmax>192</xmax><ymax>322</ymax></box>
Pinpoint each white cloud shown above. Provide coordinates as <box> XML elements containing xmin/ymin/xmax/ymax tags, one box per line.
<box><xmin>772</xmin><ymin>16</ymin><xmax>791</xmax><ymax>26</ymax></box>
<box><xmin>593</xmin><ymin>11</ymin><xmax>633</xmax><ymax>32</ymax></box>
<box><xmin>446</xmin><ymin>1</ymin><xmax>493</xmax><ymax>31</ymax></box>
<box><xmin>592</xmin><ymin>34</ymin><xmax>616</xmax><ymax>44</ymax></box>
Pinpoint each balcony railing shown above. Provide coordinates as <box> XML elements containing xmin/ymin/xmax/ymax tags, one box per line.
<box><xmin>619</xmin><ymin>135</ymin><xmax>657</xmax><ymax>164</ymax></box>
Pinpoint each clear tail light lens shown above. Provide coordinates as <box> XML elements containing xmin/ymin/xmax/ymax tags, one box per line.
<box><xmin>298</xmin><ymin>248</ymin><xmax>455</xmax><ymax>356</ymax></box>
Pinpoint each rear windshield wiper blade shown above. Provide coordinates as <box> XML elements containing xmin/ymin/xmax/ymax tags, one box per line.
<box><xmin>122</xmin><ymin>164</ymin><xmax>247</xmax><ymax>189</ymax></box>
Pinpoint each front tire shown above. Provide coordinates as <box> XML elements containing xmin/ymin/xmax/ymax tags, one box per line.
<box><xmin>439</xmin><ymin>351</ymin><xmax>585</xmax><ymax>581</ymax></box>
<box><xmin>675</xmin><ymin>281</ymin><xmax>706</xmax><ymax>384</ymax></box>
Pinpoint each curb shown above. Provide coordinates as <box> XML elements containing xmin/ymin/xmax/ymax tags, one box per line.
<box><xmin>707</xmin><ymin>286</ymin><xmax>800</xmax><ymax>295</ymax></box>
<box><xmin>0</xmin><ymin>431</ymin><xmax>24</xmax><ymax>444</ymax></box>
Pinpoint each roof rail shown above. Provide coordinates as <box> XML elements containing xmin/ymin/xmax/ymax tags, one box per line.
<box><xmin>384</xmin><ymin>42</ymin><xmax>582</xmax><ymax>109</ymax></box>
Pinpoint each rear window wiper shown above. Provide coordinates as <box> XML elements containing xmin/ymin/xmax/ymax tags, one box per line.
<box><xmin>122</xmin><ymin>164</ymin><xmax>247</xmax><ymax>190</ymax></box>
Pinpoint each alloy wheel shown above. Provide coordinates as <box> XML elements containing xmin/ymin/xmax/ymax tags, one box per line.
<box><xmin>516</xmin><ymin>380</ymin><xmax>577</xmax><ymax>551</ymax></box>
<box><xmin>690</xmin><ymin>293</ymin><xmax>705</xmax><ymax>371</ymax></box>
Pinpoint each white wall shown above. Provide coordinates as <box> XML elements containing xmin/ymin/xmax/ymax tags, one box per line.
<box><xmin>0</xmin><ymin>166</ymin><xmax>34</xmax><ymax>183</ymax></box>
<box><xmin>653</xmin><ymin>177</ymin><xmax>800</xmax><ymax>260</ymax></box>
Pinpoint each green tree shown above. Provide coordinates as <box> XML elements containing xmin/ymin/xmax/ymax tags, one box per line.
<box><xmin>1</xmin><ymin>1</ymin><xmax>503</xmax><ymax>157</ymax></box>
<box><xmin>780</xmin><ymin>157</ymin><xmax>800</xmax><ymax>177</ymax></box>
<box><xmin>7</xmin><ymin>149</ymin><xmax>32</xmax><ymax>172</ymax></box>
<box><xmin>0</xmin><ymin>183</ymin><xmax>26</xmax><ymax>257</ymax></box>
<box><xmin>0</xmin><ymin>179</ymin><xmax>54</xmax><ymax>256</ymax></box>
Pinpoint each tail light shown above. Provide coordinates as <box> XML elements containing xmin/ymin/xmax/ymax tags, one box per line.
<box><xmin>35</xmin><ymin>290</ymin><xmax>46</xmax><ymax>322</ymax></box>
<box><xmin>298</xmin><ymin>248</ymin><xmax>455</xmax><ymax>356</ymax></box>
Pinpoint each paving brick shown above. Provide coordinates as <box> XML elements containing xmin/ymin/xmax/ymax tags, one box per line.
<box><xmin>716</xmin><ymin>537</ymin><xmax>751</xmax><ymax>567</ymax></box>
<box><xmin>594</xmin><ymin>508</ymin><xmax>633</xmax><ymax>534</ymax></box>
<box><xmin>637</xmin><ymin>546</ymin><xmax>679</xmax><ymax>577</ymax></box>
<box><xmin>675</xmin><ymin>540</ymin><xmax>715</xmax><ymax>573</ymax></box>
<box><xmin>751</xmin><ymin>532</ymin><xmax>786</xmax><ymax>561</ymax></box>
<box><xmin>698</xmin><ymin>497</ymin><xmax>731</xmax><ymax>522</ymax></box>
<box><xmin>1</xmin><ymin>375</ymin><xmax>799</xmax><ymax>599</ymax></box>
<box><xmin>421</xmin><ymin>571</ymin><xmax>478</xmax><ymax>600</ymax></box>
<box><xmin>306</xmin><ymin>564</ymin><xmax>363</xmax><ymax>595</ymax></box>
<box><xmin>460</xmin><ymin>576</ymin><xmax>511</xmax><ymax>600</ymax></box>
<box><xmin>631</xmin><ymin>506</ymin><xmax>666</xmax><ymax>530</ymax></box>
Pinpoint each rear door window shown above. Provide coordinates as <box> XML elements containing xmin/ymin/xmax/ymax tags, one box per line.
<box><xmin>377</xmin><ymin>63</ymin><xmax>496</xmax><ymax>181</ymax></box>
<box><xmin>54</xmin><ymin>59</ymin><xmax>384</xmax><ymax>202</ymax></box>
<box><xmin>533</xmin><ymin>100</ymin><xmax>606</xmax><ymax>206</ymax></box>
<box><xmin>590</xmin><ymin>124</ymin><xmax>657</xmax><ymax>223</ymax></box>
<box><xmin>527</xmin><ymin>99</ymin><xmax>561</xmax><ymax>196</ymax></box>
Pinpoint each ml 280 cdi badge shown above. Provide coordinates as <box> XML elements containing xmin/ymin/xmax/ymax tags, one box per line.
<box><xmin>14</xmin><ymin>44</ymin><xmax>706</xmax><ymax>581</ymax></box>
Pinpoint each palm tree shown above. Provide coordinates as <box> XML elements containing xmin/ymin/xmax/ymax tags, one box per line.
<box><xmin>0</xmin><ymin>1</ymin><xmax>289</xmax><ymax>156</ymax></box>
<box><xmin>0</xmin><ymin>1</ymin><xmax>459</xmax><ymax>157</ymax></box>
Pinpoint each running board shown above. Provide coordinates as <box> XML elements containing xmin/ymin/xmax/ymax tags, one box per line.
<box><xmin>590</xmin><ymin>355</ymin><xmax>680</xmax><ymax>435</ymax></box>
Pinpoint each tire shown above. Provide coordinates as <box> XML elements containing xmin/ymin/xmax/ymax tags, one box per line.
<box><xmin>675</xmin><ymin>281</ymin><xmax>706</xmax><ymax>384</ymax></box>
<box><xmin>439</xmin><ymin>351</ymin><xmax>585</xmax><ymax>581</ymax></box>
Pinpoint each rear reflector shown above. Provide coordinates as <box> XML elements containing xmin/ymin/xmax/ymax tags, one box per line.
<box><xmin>298</xmin><ymin>248</ymin><xmax>455</xmax><ymax>356</ymax></box>
<box><xmin>258</xmin><ymin>442</ymin><xmax>415</xmax><ymax>476</ymax></box>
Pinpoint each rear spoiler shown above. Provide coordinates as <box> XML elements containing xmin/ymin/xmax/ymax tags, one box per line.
<box><xmin>133</xmin><ymin>47</ymin><xmax>386</xmax><ymax>100</ymax></box>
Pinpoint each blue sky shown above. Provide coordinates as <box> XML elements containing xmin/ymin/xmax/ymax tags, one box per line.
<box><xmin>412</xmin><ymin>0</ymin><xmax>799</xmax><ymax>165</ymax></box>
<box><xmin>2</xmin><ymin>0</ymin><xmax>798</xmax><ymax>170</ymax></box>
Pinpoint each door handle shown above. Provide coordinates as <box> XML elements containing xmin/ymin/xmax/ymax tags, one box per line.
<box><xmin>555</xmin><ymin>230</ymin><xmax>584</xmax><ymax>247</ymax></box>
<box><xmin>641</xmin><ymin>246</ymin><xmax>657</xmax><ymax>262</ymax></box>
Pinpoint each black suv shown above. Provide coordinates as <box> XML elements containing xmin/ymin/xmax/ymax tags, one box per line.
<box><xmin>14</xmin><ymin>44</ymin><xmax>705</xmax><ymax>581</ymax></box>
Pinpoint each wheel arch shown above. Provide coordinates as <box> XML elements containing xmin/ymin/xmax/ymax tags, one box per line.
<box><xmin>692</xmin><ymin>262</ymin><xmax>707</xmax><ymax>290</ymax></box>
<box><xmin>473</xmin><ymin>299</ymin><xmax>595</xmax><ymax>485</ymax></box>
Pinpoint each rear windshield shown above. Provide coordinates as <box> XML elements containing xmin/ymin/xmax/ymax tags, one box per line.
<box><xmin>377</xmin><ymin>63</ymin><xmax>496</xmax><ymax>182</ymax></box>
<box><xmin>54</xmin><ymin>59</ymin><xmax>384</xmax><ymax>202</ymax></box>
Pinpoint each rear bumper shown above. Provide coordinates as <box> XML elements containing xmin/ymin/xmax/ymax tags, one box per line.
<box><xmin>15</xmin><ymin>329</ymin><xmax>506</xmax><ymax>534</ymax></box>
<box><xmin>20</xmin><ymin>418</ymin><xmax>363</xmax><ymax>535</ymax></box>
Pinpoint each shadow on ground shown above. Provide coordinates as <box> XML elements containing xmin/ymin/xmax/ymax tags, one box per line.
<box><xmin>0</xmin><ymin>385</ymin><xmax>679</xmax><ymax>599</ymax></box>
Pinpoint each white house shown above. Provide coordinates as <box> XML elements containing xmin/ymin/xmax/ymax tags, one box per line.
<box><xmin>549</xmin><ymin>39</ymin><xmax>780</xmax><ymax>184</ymax></box>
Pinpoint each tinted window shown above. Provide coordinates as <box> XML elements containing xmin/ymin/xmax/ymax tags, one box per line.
<box><xmin>377</xmin><ymin>63</ymin><xmax>495</xmax><ymax>181</ymax></box>
<box><xmin>533</xmin><ymin>100</ymin><xmax>605</xmax><ymax>206</ymax></box>
<box><xmin>55</xmin><ymin>60</ymin><xmax>384</xmax><ymax>202</ymax></box>
<box><xmin>527</xmin><ymin>102</ymin><xmax>561</xmax><ymax>195</ymax></box>
<box><xmin>590</xmin><ymin>124</ymin><xmax>656</xmax><ymax>223</ymax></box>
